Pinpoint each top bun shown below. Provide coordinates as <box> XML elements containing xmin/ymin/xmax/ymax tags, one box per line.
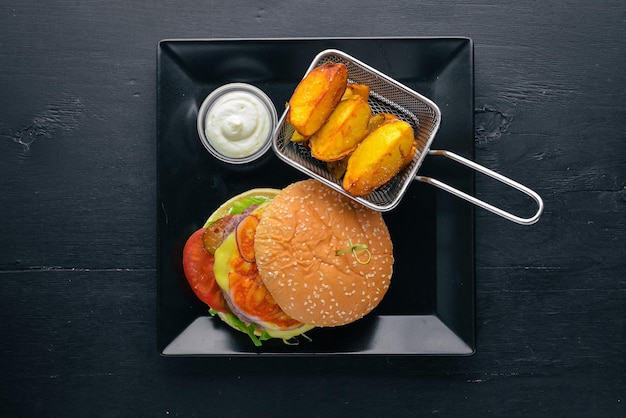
<box><xmin>254</xmin><ymin>180</ymin><xmax>393</xmax><ymax>327</ymax></box>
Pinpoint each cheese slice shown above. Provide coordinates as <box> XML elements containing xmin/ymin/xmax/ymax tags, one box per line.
<box><xmin>213</xmin><ymin>232</ymin><xmax>236</xmax><ymax>292</ymax></box>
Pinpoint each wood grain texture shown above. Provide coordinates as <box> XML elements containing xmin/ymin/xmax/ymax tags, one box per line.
<box><xmin>0</xmin><ymin>0</ymin><xmax>624</xmax><ymax>416</ymax></box>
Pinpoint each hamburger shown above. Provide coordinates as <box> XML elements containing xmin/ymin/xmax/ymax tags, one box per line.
<box><xmin>182</xmin><ymin>179</ymin><xmax>393</xmax><ymax>346</ymax></box>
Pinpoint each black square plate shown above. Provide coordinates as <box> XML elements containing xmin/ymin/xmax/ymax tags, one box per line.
<box><xmin>157</xmin><ymin>38</ymin><xmax>475</xmax><ymax>355</ymax></box>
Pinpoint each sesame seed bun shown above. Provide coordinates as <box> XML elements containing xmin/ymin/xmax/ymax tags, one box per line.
<box><xmin>254</xmin><ymin>180</ymin><xmax>393</xmax><ymax>327</ymax></box>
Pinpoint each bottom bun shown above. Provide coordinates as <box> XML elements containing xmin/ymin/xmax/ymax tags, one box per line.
<box><xmin>216</xmin><ymin>312</ymin><xmax>314</xmax><ymax>341</ymax></box>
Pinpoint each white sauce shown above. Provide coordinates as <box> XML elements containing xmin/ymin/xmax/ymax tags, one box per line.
<box><xmin>204</xmin><ymin>91</ymin><xmax>271</xmax><ymax>159</ymax></box>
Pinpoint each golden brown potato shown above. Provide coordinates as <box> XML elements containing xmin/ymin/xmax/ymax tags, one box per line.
<box><xmin>289</xmin><ymin>129</ymin><xmax>308</xmax><ymax>143</ymax></box>
<box><xmin>341</xmin><ymin>83</ymin><xmax>370</xmax><ymax>101</ymax></box>
<box><xmin>369</xmin><ymin>114</ymin><xmax>417</xmax><ymax>169</ymax></box>
<box><xmin>287</xmin><ymin>63</ymin><xmax>348</xmax><ymax>136</ymax></box>
<box><xmin>402</xmin><ymin>139</ymin><xmax>418</xmax><ymax>169</ymax></box>
<box><xmin>327</xmin><ymin>158</ymin><xmax>349</xmax><ymax>179</ymax></box>
<box><xmin>342</xmin><ymin>120</ymin><xmax>416</xmax><ymax>196</ymax></box>
<box><xmin>367</xmin><ymin>112</ymin><xmax>400</xmax><ymax>133</ymax></box>
<box><xmin>309</xmin><ymin>97</ymin><xmax>372</xmax><ymax>162</ymax></box>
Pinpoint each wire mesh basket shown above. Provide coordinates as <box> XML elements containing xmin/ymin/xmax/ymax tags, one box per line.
<box><xmin>272</xmin><ymin>49</ymin><xmax>543</xmax><ymax>225</ymax></box>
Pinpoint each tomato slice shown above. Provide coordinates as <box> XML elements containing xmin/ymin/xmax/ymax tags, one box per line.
<box><xmin>182</xmin><ymin>228</ymin><xmax>229</xmax><ymax>313</ymax></box>
<box><xmin>235</xmin><ymin>215</ymin><xmax>259</xmax><ymax>262</ymax></box>
<box><xmin>229</xmin><ymin>268</ymin><xmax>303</xmax><ymax>330</ymax></box>
<box><xmin>226</xmin><ymin>244</ymin><xmax>303</xmax><ymax>330</ymax></box>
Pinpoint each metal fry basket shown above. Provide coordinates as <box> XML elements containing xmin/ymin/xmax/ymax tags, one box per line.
<box><xmin>272</xmin><ymin>49</ymin><xmax>543</xmax><ymax>225</ymax></box>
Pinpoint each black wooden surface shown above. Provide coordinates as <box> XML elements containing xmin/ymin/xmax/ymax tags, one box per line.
<box><xmin>1</xmin><ymin>1</ymin><xmax>624</xmax><ymax>417</ymax></box>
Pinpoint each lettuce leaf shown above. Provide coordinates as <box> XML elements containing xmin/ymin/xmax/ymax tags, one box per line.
<box><xmin>229</xmin><ymin>196</ymin><xmax>270</xmax><ymax>215</ymax></box>
<box><xmin>209</xmin><ymin>309</ymin><xmax>271</xmax><ymax>347</ymax></box>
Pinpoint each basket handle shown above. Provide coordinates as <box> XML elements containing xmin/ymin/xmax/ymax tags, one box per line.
<box><xmin>414</xmin><ymin>150</ymin><xmax>544</xmax><ymax>225</ymax></box>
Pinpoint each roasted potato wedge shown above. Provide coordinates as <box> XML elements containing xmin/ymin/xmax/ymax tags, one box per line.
<box><xmin>327</xmin><ymin>158</ymin><xmax>349</xmax><ymax>179</ymax></box>
<box><xmin>367</xmin><ymin>113</ymin><xmax>416</xmax><ymax>168</ymax></box>
<box><xmin>290</xmin><ymin>129</ymin><xmax>308</xmax><ymax>143</ymax></box>
<box><xmin>367</xmin><ymin>112</ymin><xmax>400</xmax><ymax>133</ymax></box>
<box><xmin>342</xmin><ymin>120</ymin><xmax>416</xmax><ymax>196</ymax></box>
<box><xmin>402</xmin><ymin>139</ymin><xmax>418</xmax><ymax>169</ymax></box>
<box><xmin>287</xmin><ymin>63</ymin><xmax>348</xmax><ymax>136</ymax></box>
<box><xmin>341</xmin><ymin>83</ymin><xmax>370</xmax><ymax>101</ymax></box>
<box><xmin>309</xmin><ymin>97</ymin><xmax>372</xmax><ymax>162</ymax></box>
